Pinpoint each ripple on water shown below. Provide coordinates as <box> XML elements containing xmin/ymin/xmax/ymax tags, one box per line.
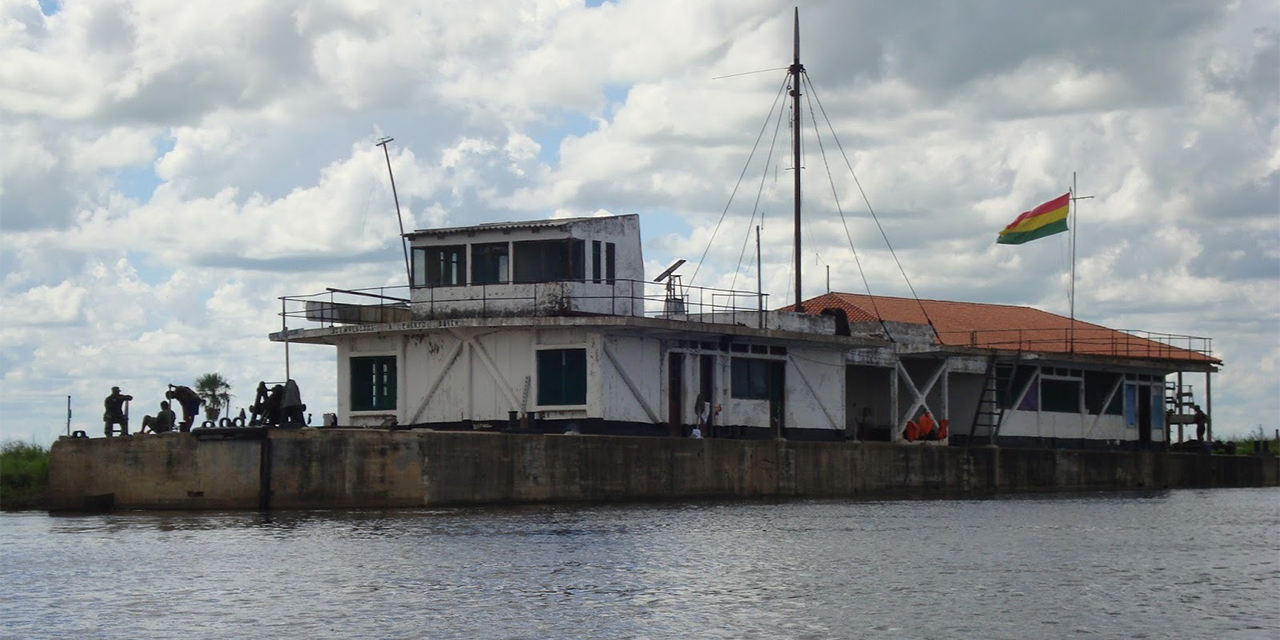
<box><xmin>0</xmin><ymin>489</ymin><xmax>1277</xmax><ymax>639</ymax></box>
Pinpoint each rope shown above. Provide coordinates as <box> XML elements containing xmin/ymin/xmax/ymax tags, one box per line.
<box><xmin>730</xmin><ymin>83</ymin><xmax>790</xmax><ymax>291</ymax></box>
<box><xmin>799</xmin><ymin>74</ymin><xmax>895</xmax><ymax>342</ymax></box>
<box><xmin>689</xmin><ymin>74</ymin><xmax>790</xmax><ymax>289</ymax></box>
<box><xmin>804</xmin><ymin>73</ymin><xmax>941</xmax><ymax>344</ymax></box>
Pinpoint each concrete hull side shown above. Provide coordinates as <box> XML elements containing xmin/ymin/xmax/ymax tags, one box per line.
<box><xmin>48</xmin><ymin>431</ymin><xmax>1279</xmax><ymax>511</ymax></box>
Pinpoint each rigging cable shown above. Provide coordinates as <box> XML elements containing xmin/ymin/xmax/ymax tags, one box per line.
<box><xmin>799</xmin><ymin>72</ymin><xmax>895</xmax><ymax>342</ymax></box>
<box><xmin>803</xmin><ymin>72</ymin><xmax>942</xmax><ymax>344</ymax></box>
<box><xmin>730</xmin><ymin>84</ymin><xmax>790</xmax><ymax>293</ymax></box>
<box><xmin>688</xmin><ymin>74</ymin><xmax>791</xmax><ymax>290</ymax></box>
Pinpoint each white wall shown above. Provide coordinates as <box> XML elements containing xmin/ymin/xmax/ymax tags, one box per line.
<box><xmin>599</xmin><ymin>334</ymin><xmax>664</xmax><ymax>425</ymax></box>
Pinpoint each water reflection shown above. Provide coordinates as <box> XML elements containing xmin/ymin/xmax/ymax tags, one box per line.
<box><xmin>3</xmin><ymin>489</ymin><xmax>1277</xmax><ymax>639</ymax></box>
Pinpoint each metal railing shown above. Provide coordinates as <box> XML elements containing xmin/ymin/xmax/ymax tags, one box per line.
<box><xmin>935</xmin><ymin>327</ymin><xmax>1214</xmax><ymax>361</ymax></box>
<box><xmin>280</xmin><ymin>279</ymin><xmax>771</xmax><ymax>330</ymax></box>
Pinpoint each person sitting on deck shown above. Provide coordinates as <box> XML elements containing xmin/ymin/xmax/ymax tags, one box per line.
<box><xmin>139</xmin><ymin>401</ymin><xmax>177</xmax><ymax>434</ymax></box>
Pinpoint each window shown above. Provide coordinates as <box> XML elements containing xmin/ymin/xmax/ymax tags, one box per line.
<box><xmin>537</xmin><ymin>348</ymin><xmax>587</xmax><ymax>405</ymax></box>
<box><xmin>605</xmin><ymin>242</ymin><xmax>616</xmax><ymax>283</ymax></box>
<box><xmin>1041</xmin><ymin>378</ymin><xmax>1081</xmax><ymax>413</ymax></box>
<box><xmin>996</xmin><ymin>366</ymin><xmax>1038</xmax><ymax>410</ymax></box>
<box><xmin>513</xmin><ymin>239</ymin><xmax>586</xmax><ymax>283</ymax></box>
<box><xmin>412</xmin><ymin>245</ymin><xmax>466</xmax><ymax>287</ymax></box>
<box><xmin>351</xmin><ymin>356</ymin><xmax>396</xmax><ymax>411</ymax></box>
<box><xmin>472</xmin><ymin>242</ymin><xmax>509</xmax><ymax>284</ymax></box>
<box><xmin>592</xmin><ymin>241</ymin><xmax>603</xmax><ymax>283</ymax></box>
<box><xmin>1085</xmin><ymin>371</ymin><xmax>1123</xmax><ymax>415</ymax></box>
<box><xmin>731</xmin><ymin>357</ymin><xmax>772</xmax><ymax>400</ymax></box>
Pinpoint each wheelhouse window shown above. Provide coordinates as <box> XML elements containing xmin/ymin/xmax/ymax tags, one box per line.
<box><xmin>605</xmin><ymin>242</ymin><xmax>616</xmax><ymax>284</ymax></box>
<box><xmin>412</xmin><ymin>245</ymin><xmax>466</xmax><ymax>287</ymax></box>
<box><xmin>592</xmin><ymin>241</ymin><xmax>603</xmax><ymax>283</ymax></box>
<box><xmin>731</xmin><ymin>357</ymin><xmax>772</xmax><ymax>400</ymax></box>
<box><xmin>996</xmin><ymin>365</ymin><xmax>1039</xmax><ymax>410</ymax></box>
<box><xmin>1085</xmin><ymin>371</ymin><xmax>1123</xmax><ymax>415</ymax></box>
<box><xmin>537</xmin><ymin>348</ymin><xmax>587</xmax><ymax>406</ymax></box>
<box><xmin>1041</xmin><ymin>377</ymin><xmax>1081</xmax><ymax>414</ymax></box>
<box><xmin>351</xmin><ymin>356</ymin><xmax>396</xmax><ymax>411</ymax></box>
<box><xmin>513</xmin><ymin>239</ymin><xmax>585</xmax><ymax>283</ymax></box>
<box><xmin>472</xmin><ymin>242</ymin><xmax>509</xmax><ymax>284</ymax></box>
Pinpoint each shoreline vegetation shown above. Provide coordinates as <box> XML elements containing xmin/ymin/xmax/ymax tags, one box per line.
<box><xmin>1</xmin><ymin>441</ymin><xmax>49</xmax><ymax>511</ymax></box>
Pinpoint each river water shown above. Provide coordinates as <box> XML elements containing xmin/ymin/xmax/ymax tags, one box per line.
<box><xmin>1</xmin><ymin>488</ymin><xmax>1276</xmax><ymax>639</ymax></box>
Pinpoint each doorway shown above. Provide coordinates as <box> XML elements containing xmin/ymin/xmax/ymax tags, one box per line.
<box><xmin>1137</xmin><ymin>385</ymin><xmax>1152</xmax><ymax>446</ymax></box>
<box><xmin>768</xmin><ymin>360</ymin><xmax>785</xmax><ymax>439</ymax></box>
<box><xmin>668</xmin><ymin>352</ymin><xmax>684</xmax><ymax>437</ymax></box>
<box><xmin>700</xmin><ymin>354</ymin><xmax>715</xmax><ymax>437</ymax></box>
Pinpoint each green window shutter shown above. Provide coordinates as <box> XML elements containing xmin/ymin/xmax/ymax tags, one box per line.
<box><xmin>537</xmin><ymin>349</ymin><xmax>587</xmax><ymax>406</ymax></box>
<box><xmin>351</xmin><ymin>356</ymin><xmax>396</xmax><ymax>411</ymax></box>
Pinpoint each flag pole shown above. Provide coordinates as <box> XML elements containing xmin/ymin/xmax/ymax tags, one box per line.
<box><xmin>1070</xmin><ymin>171</ymin><xmax>1076</xmax><ymax>351</ymax></box>
<box><xmin>1069</xmin><ymin>171</ymin><xmax>1094</xmax><ymax>353</ymax></box>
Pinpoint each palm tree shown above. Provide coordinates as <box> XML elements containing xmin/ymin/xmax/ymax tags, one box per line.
<box><xmin>194</xmin><ymin>373</ymin><xmax>232</xmax><ymax>421</ymax></box>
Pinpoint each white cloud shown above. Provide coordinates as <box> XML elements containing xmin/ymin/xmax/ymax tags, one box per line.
<box><xmin>0</xmin><ymin>0</ymin><xmax>1277</xmax><ymax>445</ymax></box>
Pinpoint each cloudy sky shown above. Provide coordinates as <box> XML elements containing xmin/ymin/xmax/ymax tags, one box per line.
<box><xmin>2</xmin><ymin>0</ymin><xmax>1276</xmax><ymax>444</ymax></box>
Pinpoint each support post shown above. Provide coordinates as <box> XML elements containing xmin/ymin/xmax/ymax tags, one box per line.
<box><xmin>791</xmin><ymin>8</ymin><xmax>804</xmax><ymax>313</ymax></box>
<box><xmin>282</xmin><ymin>297</ymin><xmax>290</xmax><ymax>383</ymax></box>
<box><xmin>1205</xmin><ymin>370</ymin><xmax>1212</xmax><ymax>443</ymax></box>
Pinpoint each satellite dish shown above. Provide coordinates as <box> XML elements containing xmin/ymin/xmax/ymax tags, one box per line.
<box><xmin>654</xmin><ymin>259</ymin><xmax>686</xmax><ymax>283</ymax></box>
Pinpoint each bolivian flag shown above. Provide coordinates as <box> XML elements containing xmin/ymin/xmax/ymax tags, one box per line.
<box><xmin>997</xmin><ymin>192</ymin><xmax>1070</xmax><ymax>245</ymax></box>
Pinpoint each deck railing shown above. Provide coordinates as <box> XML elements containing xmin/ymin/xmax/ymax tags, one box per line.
<box><xmin>279</xmin><ymin>279</ymin><xmax>770</xmax><ymax>329</ymax></box>
<box><xmin>934</xmin><ymin>327</ymin><xmax>1214</xmax><ymax>361</ymax></box>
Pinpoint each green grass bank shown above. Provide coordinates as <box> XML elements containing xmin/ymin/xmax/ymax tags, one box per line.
<box><xmin>1</xmin><ymin>441</ymin><xmax>49</xmax><ymax>510</ymax></box>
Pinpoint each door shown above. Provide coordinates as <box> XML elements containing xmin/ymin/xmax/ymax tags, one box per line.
<box><xmin>768</xmin><ymin>360</ymin><xmax>785</xmax><ymax>439</ymax></box>
<box><xmin>700</xmin><ymin>354</ymin><xmax>715</xmax><ymax>437</ymax></box>
<box><xmin>1137</xmin><ymin>385</ymin><xmax>1152</xmax><ymax>445</ymax></box>
<box><xmin>668</xmin><ymin>353</ymin><xmax>684</xmax><ymax>437</ymax></box>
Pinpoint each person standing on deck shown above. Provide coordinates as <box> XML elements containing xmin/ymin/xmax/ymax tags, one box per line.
<box><xmin>103</xmin><ymin>386</ymin><xmax>133</xmax><ymax>436</ymax></box>
<box><xmin>167</xmin><ymin>384</ymin><xmax>203</xmax><ymax>433</ymax></box>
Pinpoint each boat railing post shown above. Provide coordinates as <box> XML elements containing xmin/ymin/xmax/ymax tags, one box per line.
<box><xmin>281</xmin><ymin>296</ymin><xmax>290</xmax><ymax>383</ymax></box>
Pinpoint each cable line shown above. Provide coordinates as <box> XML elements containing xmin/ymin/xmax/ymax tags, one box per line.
<box><xmin>689</xmin><ymin>74</ymin><xmax>790</xmax><ymax>290</ymax></box>
<box><xmin>799</xmin><ymin>73</ymin><xmax>895</xmax><ymax>341</ymax></box>
<box><xmin>803</xmin><ymin>73</ymin><xmax>941</xmax><ymax>343</ymax></box>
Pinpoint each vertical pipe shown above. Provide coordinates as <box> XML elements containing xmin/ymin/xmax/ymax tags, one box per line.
<box><xmin>66</xmin><ymin>395</ymin><xmax>71</xmax><ymax>437</ymax></box>
<box><xmin>378</xmin><ymin>138</ymin><xmax>413</xmax><ymax>285</ymax></box>
<box><xmin>1176</xmin><ymin>371</ymin><xmax>1184</xmax><ymax>442</ymax></box>
<box><xmin>791</xmin><ymin>7</ymin><xmax>804</xmax><ymax>313</ymax></box>
<box><xmin>1205</xmin><ymin>370</ymin><xmax>1212</xmax><ymax>443</ymax></box>
<box><xmin>1070</xmin><ymin>172</ymin><xmax>1077</xmax><ymax>353</ymax></box>
<box><xmin>756</xmin><ymin>224</ymin><xmax>764</xmax><ymax>329</ymax></box>
<box><xmin>282</xmin><ymin>298</ymin><xmax>290</xmax><ymax>383</ymax></box>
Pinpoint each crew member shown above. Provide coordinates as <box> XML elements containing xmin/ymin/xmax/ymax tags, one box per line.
<box><xmin>103</xmin><ymin>386</ymin><xmax>133</xmax><ymax>437</ymax></box>
<box><xmin>167</xmin><ymin>384</ymin><xmax>203</xmax><ymax>433</ymax></box>
<box><xmin>140</xmin><ymin>401</ymin><xmax>177</xmax><ymax>434</ymax></box>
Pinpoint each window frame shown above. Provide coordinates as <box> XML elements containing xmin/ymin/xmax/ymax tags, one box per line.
<box><xmin>471</xmin><ymin>242</ymin><xmax>510</xmax><ymax>285</ymax></box>
<box><xmin>411</xmin><ymin>245</ymin><xmax>467</xmax><ymax>288</ymax></box>
<box><xmin>513</xmin><ymin>239</ymin><xmax>586</xmax><ymax>283</ymax></box>
<box><xmin>536</xmin><ymin>347</ymin><xmax>588</xmax><ymax>407</ymax></box>
<box><xmin>730</xmin><ymin>357</ymin><xmax>774</xmax><ymax>400</ymax></box>
<box><xmin>350</xmin><ymin>355</ymin><xmax>397</xmax><ymax>412</ymax></box>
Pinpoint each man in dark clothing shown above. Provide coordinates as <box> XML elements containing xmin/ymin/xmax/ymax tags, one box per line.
<box><xmin>140</xmin><ymin>401</ymin><xmax>177</xmax><ymax>434</ymax></box>
<box><xmin>167</xmin><ymin>384</ymin><xmax>203</xmax><ymax>433</ymax></box>
<box><xmin>103</xmin><ymin>386</ymin><xmax>133</xmax><ymax>437</ymax></box>
<box><xmin>1193</xmin><ymin>405</ymin><xmax>1208</xmax><ymax>441</ymax></box>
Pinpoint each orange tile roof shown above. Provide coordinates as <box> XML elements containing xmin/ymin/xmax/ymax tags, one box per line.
<box><xmin>785</xmin><ymin>292</ymin><xmax>1219</xmax><ymax>365</ymax></box>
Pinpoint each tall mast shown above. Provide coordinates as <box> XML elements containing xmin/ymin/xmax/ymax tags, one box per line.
<box><xmin>790</xmin><ymin>7</ymin><xmax>805</xmax><ymax>312</ymax></box>
<box><xmin>377</xmin><ymin>136</ymin><xmax>412</xmax><ymax>285</ymax></box>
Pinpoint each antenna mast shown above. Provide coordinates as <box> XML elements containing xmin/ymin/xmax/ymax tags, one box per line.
<box><xmin>377</xmin><ymin>137</ymin><xmax>412</xmax><ymax>285</ymax></box>
<box><xmin>790</xmin><ymin>7</ymin><xmax>805</xmax><ymax>313</ymax></box>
